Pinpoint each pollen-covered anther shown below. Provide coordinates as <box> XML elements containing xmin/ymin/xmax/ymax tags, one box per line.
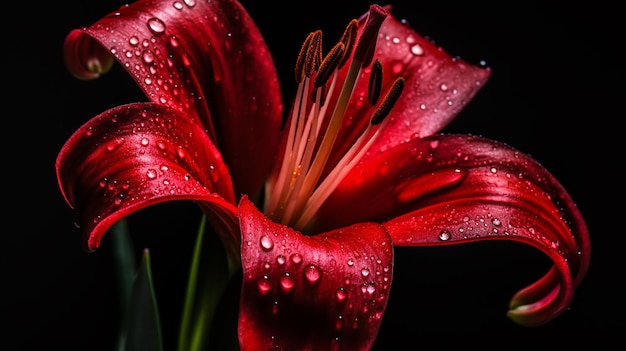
<box><xmin>371</xmin><ymin>77</ymin><xmax>405</xmax><ymax>125</ymax></box>
<box><xmin>368</xmin><ymin>59</ymin><xmax>383</xmax><ymax>105</ymax></box>
<box><xmin>338</xmin><ymin>19</ymin><xmax>358</xmax><ymax>68</ymax></box>
<box><xmin>295</xmin><ymin>31</ymin><xmax>320</xmax><ymax>82</ymax></box>
<box><xmin>314</xmin><ymin>42</ymin><xmax>345</xmax><ymax>88</ymax></box>
<box><xmin>304</xmin><ymin>31</ymin><xmax>323</xmax><ymax>78</ymax></box>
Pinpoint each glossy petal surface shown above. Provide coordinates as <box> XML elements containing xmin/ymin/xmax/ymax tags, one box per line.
<box><xmin>238</xmin><ymin>196</ymin><xmax>393</xmax><ymax>351</ymax></box>
<box><xmin>318</xmin><ymin>133</ymin><xmax>589</xmax><ymax>326</ymax></box>
<box><xmin>56</xmin><ymin>103</ymin><xmax>238</xmax><ymax>253</ymax></box>
<box><xmin>64</xmin><ymin>0</ymin><xmax>283</xmax><ymax>199</ymax></box>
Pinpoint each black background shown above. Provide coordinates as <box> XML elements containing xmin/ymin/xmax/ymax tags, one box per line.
<box><xmin>6</xmin><ymin>0</ymin><xmax>622</xmax><ymax>350</ymax></box>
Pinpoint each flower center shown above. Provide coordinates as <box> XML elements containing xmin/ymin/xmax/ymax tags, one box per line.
<box><xmin>263</xmin><ymin>5</ymin><xmax>404</xmax><ymax>231</ymax></box>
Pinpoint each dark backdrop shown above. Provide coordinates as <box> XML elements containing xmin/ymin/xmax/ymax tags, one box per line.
<box><xmin>6</xmin><ymin>0</ymin><xmax>621</xmax><ymax>350</ymax></box>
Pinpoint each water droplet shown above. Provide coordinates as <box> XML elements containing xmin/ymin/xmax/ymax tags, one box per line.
<box><xmin>304</xmin><ymin>264</ymin><xmax>322</xmax><ymax>284</ymax></box>
<box><xmin>347</xmin><ymin>258</ymin><xmax>354</xmax><ymax>266</ymax></box>
<box><xmin>365</xmin><ymin>282</ymin><xmax>376</xmax><ymax>294</ymax></box>
<box><xmin>438</xmin><ymin>230</ymin><xmax>451</xmax><ymax>241</ymax></box>
<box><xmin>290</xmin><ymin>253</ymin><xmax>302</xmax><ymax>265</ymax></box>
<box><xmin>140</xmin><ymin>137</ymin><xmax>149</xmax><ymax>146</ymax></box>
<box><xmin>260</xmin><ymin>235</ymin><xmax>274</xmax><ymax>251</ymax></box>
<box><xmin>491</xmin><ymin>218</ymin><xmax>502</xmax><ymax>226</ymax></box>
<box><xmin>129</xmin><ymin>36</ymin><xmax>140</xmax><ymax>46</ymax></box>
<box><xmin>183</xmin><ymin>0</ymin><xmax>196</xmax><ymax>7</ymax></box>
<box><xmin>410</xmin><ymin>43</ymin><xmax>424</xmax><ymax>56</ymax></box>
<box><xmin>146</xmin><ymin>169</ymin><xmax>157</xmax><ymax>179</ymax></box>
<box><xmin>172</xmin><ymin>1</ymin><xmax>184</xmax><ymax>10</ymax></box>
<box><xmin>361</xmin><ymin>267</ymin><xmax>370</xmax><ymax>277</ymax></box>
<box><xmin>147</xmin><ymin>17</ymin><xmax>166</xmax><ymax>34</ymax></box>
<box><xmin>257</xmin><ymin>275</ymin><xmax>272</xmax><ymax>295</ymax></box>
<box><xmin>168</xmin><ymin>35</ymin><xmax>180</xmax><ymax>47</ymax></box>
<box><xmin>336</xmin><ymin>287</ymin><xmax>347</xmax><ymax>303</ymax></box>
<box><xmin>279</xmin><ymin>272</ymin><xmax>295</xmax><ymax>292</ymax></box>
<box><xmin>276</xmin><ymin>255</ymin><xmax>286</xmax><ymax>265</ymax></box>
<box><xmin>142</xmin><ymin>50</ymin><xmax>155</xmax><ymax>64</ymax></box>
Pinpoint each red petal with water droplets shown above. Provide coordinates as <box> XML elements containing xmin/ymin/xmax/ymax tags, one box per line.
<box><xmin>56</xmin><ymin>102</ymin><xmax>239</xmax><ymax>254</ymax></box>
<box><xmin>238</xmin><ymin>196</ymin><xmax>393</xmax><ymax>351</ymax></box>
<box><xmin>63</xmin><ymin>0</ymin><xmax>283</xmax><ymax>200</ymax></box>
<box><xmin>328</xmin><ymin>7</ymin><xmax>491</xmax><ymax>169</ymax></box>
<box><xmin>329</xmin><ymin>134</ymin><xmax>588</xmax><ymax>327</ymax></box>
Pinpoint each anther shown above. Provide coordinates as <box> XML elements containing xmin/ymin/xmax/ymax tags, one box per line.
<box><xmin>295</xmin><ymin>32</ymin><xmax>316</xmax><ymax>83</ymax></box>
<box><xmin>371</xmin><ymin>77</ymin><xmax>405</xmax><ymax>125</ymax></box>
<box><xmin>338</xmin><ymin>19</ymin><xmax>358</xmax><ymax>68</ymax></box>
<box><xmin>304</xmin><ymin>31</ymin><xmax>323</xmax><ymax>78</ymax></box>
<box><xmin>314</xmin><ymin>42</ymin><xmax>345</xmax><ymax>88</ymax></box>
<box><xmin>368</xmin><ymin>59</ymin><xmax>383</xmax><ymax>105</ymax></box>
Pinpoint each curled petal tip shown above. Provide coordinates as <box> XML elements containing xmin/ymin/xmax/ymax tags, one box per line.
<box><xmin>64</xmin><ymin>28</ymin><xmax>114</xmax><ymax>80</ymax></box>
<box><xmin>506</xmin><ymin>267</ymin><xmax>568</xmax><ymax>327</ymax></box>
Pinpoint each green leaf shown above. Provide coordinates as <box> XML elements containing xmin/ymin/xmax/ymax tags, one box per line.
<box><xmin>110</xmin><ymin>219</ymin><xmax>136</xmax><ymax>351</ymax></box>
<box><xmin>126</xmin><ymin>248</ymin><xmax>164</xmax><ymax>351</ymax></box>
<box><xmin>177</xmin><ymin>215</ymin><xmax>237</xmax><ymax>351</ymax></box>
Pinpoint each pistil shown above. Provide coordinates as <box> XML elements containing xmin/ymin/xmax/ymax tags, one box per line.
<box><xmin>265</xmin><ymin>5</ymin><xmax>401</xmax><ymax>231</ymax></box>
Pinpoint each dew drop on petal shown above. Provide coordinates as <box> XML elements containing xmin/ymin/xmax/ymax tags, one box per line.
<box><xmin>276</xmin><ymin>254</ymin><xmax>286</xmax><ymax>265</ymax></box>
<box><xmin>361</xmin><ymin>267</ymin><xmax>370</xmax><ymax>277</ymax></box>
<box><xmin>279</xmin><ymin>272</ymin><xmax>295</xmax><ymax>292</ymax></box>
<box><xmin>146</xmin><ymin>169</ymin><xmax>157</xmax><ymax>179</ymax></box>
<box><xmin>290</xmin><ymin>253</ymin><xmax>302</xmax><ymax>265</ymax></box>
<box><xmin>147</xmin><ymin>17</ymin><xmax>166</xmax><ymax>34</ymax></box>
<box><xmin>257</xmin><ymin>275</ymin><xmax>272</xmax><ymax>295</ymax></box>
<box><xmin>336</xmin><ymin>287</ymin><xmax>347</xmax><ymax>303</ymax></box>
<box><xmin>304</xmin><ymin>264</ymin><xmax>322</xmax><ymax>284</ymax></box>
<box><xmin>438</xmin><ymin>230</ymin><xmax>451</xmax><ymax>241</ymax></box>
<box><xmin>410</xmin><ymin>43</ymin><xmax>424</xmax><ymax>56</ymax></box>
<box><xmin>365</xmin><ymin>282</ymin><xmax>376</xmax><ymax>294</ymax></box>
<box><xmin>129</xmin><ymin>36</ymin><xmax>139</xmax><ymax>46</ymax></box>
<box><xmin>260</xmin><ymin>235</ymin><xmax>274</xmax><ymax>251</ymax></box>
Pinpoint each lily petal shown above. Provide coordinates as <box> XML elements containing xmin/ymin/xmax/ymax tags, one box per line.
<box><xmin>321</xmin><ymin>133</ymin><xmax>588</xmax><ymax>326</ymax></box>
<box><xmin>329</xmin><ymin>7</ymin><xmax>490</xmax><ymax>168</ymax></box>
<box><xmin>63</xmin><ymin>0</ymin><xmax>283</xmax><ymax>200</ymax></box>
<box><xmin>56</xmin><ymin>102</ymin><xmax>239</xmax><ymax>255</ymax></box>
<box><xmin>238</xmin><ymin>196</ymin><xmax>393</xmax><ymax>351</ymax></box>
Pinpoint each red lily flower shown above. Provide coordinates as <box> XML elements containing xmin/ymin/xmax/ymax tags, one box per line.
<box><xmin>57</xmin><ymin>0</ymin><xmax>590</xmax><ymax>349</ymax></box>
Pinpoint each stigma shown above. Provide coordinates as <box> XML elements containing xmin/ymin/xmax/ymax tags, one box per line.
<box><xmin>264</xmin><ymin>5</ymin><xmax>404</xmax><ymax>231</ymax></box>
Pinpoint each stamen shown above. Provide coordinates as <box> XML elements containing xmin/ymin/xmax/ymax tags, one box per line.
<box><xmin>338</xmin><ymin>19</ymin><xmax>358</xmax><ymax>68</ymax></box>
<box><xmin>371</xmin><ymin>77</ymin><xmax>404</xmax><ymax>125</ymax></box>
<box><xmin>368</xmin><ymin>59</ymin><xmax>383</xmax><ymax>105</ymax></box>
<box><xmin>305</xmin><ymin>31</ymin><xmax>323</xmax><ymax>78</ymax></box>
<box><xmin>295</xmin><ymin>31</ymin><xmax>316</xmax><ymax>83</ymax></box>
<box><xmin>295</xmin><ymin>76</ymin><xmax>404</xmax><ymax>230</ymax></box>
<box><xmin>314</xmin><ymin>42</ymin><xmax>345</xmax><ymax>88</ymax></box>
<box><xmin>266</xmin><ymin>6</ymin><xmax>393</xmax><ymax>229</ymax></box>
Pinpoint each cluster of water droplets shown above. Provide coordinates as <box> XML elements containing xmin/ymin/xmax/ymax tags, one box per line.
<box><xmin>83</xmin><ymin>107</ymin><xmax>225</xmax><ymax>225</ymax></box>
<box><xmin>245</xmin><ymin>227</ymin><xmax>392</xmax><ymax>348</ymax></box>
<box><xmin>103</xmin><ymin>0</ymin><xmax>211</xmax><ymax>113</ymax></box>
